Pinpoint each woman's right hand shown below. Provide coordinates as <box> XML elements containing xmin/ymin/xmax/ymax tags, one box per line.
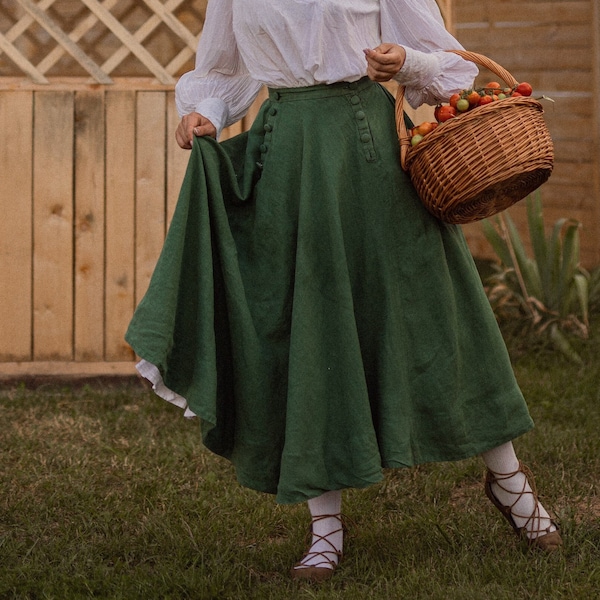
<box><xmin>175</xmin><ymin>112</ymin><xmax>217</xmax><ymax>149</ymax></box>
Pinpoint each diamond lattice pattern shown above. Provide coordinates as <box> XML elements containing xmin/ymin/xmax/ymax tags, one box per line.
<box><xmin>0</xmin><ymin>0</ymin><xmax>206</xmax><ymax>83</ymax></box>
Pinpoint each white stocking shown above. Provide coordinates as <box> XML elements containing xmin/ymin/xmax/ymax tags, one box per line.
<box><xmin>295</xmin><ymin>490</ymin><xmax>343</xmax><ymax>570</ymax></box>
<box><xmin>482</xmin><ymin>442</ymin><xmax>556</xmax><ymax>539</ymax></box>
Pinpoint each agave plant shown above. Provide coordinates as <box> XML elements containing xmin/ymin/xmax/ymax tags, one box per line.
<box><xmin>481</xmin><ymin>193</ymin><xmax>590</xmax><ymax>363</ymax></box>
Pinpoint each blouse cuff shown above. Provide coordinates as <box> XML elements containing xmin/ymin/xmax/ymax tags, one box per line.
<box><xmin>393</xmin><ymin>46</ymin><xmax>440</xmax><ymax>91</ymax></box>
<box><xmin>193</xmin><ymin>98</ymin><xmax>230</xmax><ymax>139</ymax></box>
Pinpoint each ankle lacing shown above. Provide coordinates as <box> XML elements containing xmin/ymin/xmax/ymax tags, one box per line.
<box><xmin>485</xmin><ymin>461</ymin><xmax>562</xmax><ymax>550</ymax></box>
<box><xmin>294</xmin><ymin>513</ymin><xmax>343</xmax><ymax>571</ymax></box>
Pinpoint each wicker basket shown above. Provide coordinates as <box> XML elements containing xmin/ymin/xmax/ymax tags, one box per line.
<box><xmin>396</xmin><ymin>50</ymin><xmax>554</xmax><ymax>224</ymax></box>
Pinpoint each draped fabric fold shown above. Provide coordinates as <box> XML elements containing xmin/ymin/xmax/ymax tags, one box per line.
<box><xmin>126</xmin><ymin>81</ymin><xmax>533</xmax><ymax>504</ymax></box>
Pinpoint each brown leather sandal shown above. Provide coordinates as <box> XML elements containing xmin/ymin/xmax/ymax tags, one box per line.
<box><xmin>290</xmin><ymin>513</ymin><xmax>343</xmax><ymax>583</ymax></box>
<box><xmin>485</xmin><ymin>461</ymin><xmax>562</xmax><ymax>551</ymax></box>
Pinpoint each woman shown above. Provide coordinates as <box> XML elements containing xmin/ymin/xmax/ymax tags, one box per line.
<box><xmin>126</xmin><ymin>0</ymin><xmax>561</xmax><ymax>582</ymax></box>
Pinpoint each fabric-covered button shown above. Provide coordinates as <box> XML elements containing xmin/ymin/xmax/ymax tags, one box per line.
<box><xmin>269</xmin><ymin>107</ymin><xmax>277</xmax><ymax>116</ymax></box>
<box><xmin>273</xmin><ymin>91</ymin><xmax>281</xmax><ymax>100</ymax></box>
<box><xmin>350</xmin><ymin>95</ymin><xmax>360</xmax><ymax>105</ymax></box>
<box><xmin>360</xmin><ymin>133</ymin><xmax>371</xmax><ymax>143</ymax></box>
<box><xmin>260</xmin><ymin>144</ymin><xmax>267</xmax><ymax>153</ymax></box>
<box><xmin>264</xmin><ymin>123</ymin><xmax>273</xmax><ymax>132</ymax></box>
<box><xmin>355</xmin><ymin>110</ymin><xmax>365</xmax><ymax>120</ymax></box>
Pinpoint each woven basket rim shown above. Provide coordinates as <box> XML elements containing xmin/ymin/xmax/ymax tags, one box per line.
<box><xmin>402</xmin><ymin>95</ymin><xmax>546</xmax><ymax>170</ymax></box>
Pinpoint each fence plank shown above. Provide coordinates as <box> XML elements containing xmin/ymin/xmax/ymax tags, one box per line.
<box><xmin>591</xmin><ymin>0</ymin><xmax>600</xmax><ymax>264</ymax></box>
<box><xmin>105</xmin><ymin>91</ymin><xmax>137</xmax><ymax>361</ymax></box>
<box><xmin>0</xmin><ymin>92</ymin><xmax>33</xmax><ymax>361</ymax></box>
<box><xmin>489</xmin><ymin>2</ymin><xmax>590</xmax><ymax>25</ymax></box>
<box><xmin>74</xmin><ymin>91</ymin><xmax>105</xmax><ymax>361</ymax></box>
<box><xmin>32</xmin><ymin>91</ymin><xmax>74</xmax><ymax>360</ymax></box>
<box><xmin>135</xmin><ymin>91</ymin><xmax>167</xmax><ymax>303</ymax></box>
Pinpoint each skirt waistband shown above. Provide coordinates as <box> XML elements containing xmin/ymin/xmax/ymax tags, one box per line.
<box><xmin>268</xmin><ymin>77</ymin><xmax>375</xmax><ymax>102</ymax></box>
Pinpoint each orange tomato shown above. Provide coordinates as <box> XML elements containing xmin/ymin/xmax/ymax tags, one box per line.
<box><xmin>449</xmin><ymin>93</ymin><xmax>461</xmax><ymax>109</ymax></box>
<box><xmin>478</xmin><ymin>95</ymin><xmax>494</xmax><ymax>106</ymax></box>
<box><xmin>466</xmin><ymin>90</ymin><xmax>481</xmax><ymax>106</ymax></box>
<box><xmin>414</xmin><ymin>121</ymin><xmax>435</xmax><ymax>136</ymax></box>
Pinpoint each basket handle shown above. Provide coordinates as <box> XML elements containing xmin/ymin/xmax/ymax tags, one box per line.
<box><xmin>396</xmin><ymin>50</ymin><xmax>520</xmax><ymax>169</ymax></box>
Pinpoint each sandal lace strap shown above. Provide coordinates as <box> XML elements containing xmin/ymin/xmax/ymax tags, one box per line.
<box><xmin>486</xmin><ymin>461</ymin><xmax>553</xmax><ymax>536</ymax></box>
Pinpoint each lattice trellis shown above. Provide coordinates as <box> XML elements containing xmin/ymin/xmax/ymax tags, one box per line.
<box><xmin>0</xmin><ymin>0</ymin><xmax>206</xmax><ymax>83</ymax></box>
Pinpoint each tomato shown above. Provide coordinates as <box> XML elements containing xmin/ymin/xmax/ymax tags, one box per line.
<box><xmin>478</xmin><ymin>95</ymin><xmax>494</xmax><ymax>106</ymax></box>
<box><xmin>466</xmin><ymin>90</ymin><xmax>481</xmax><ymax>106</ymax></box>
<box><xmin>449</xmin><ymin>93</ymin><xmax>461</xmax><ymax>109</ymax></box>
<box><xmin>511</xmin><ymin>91</ymin><xmax>523</xmax><ymax>97</ymax></box>
<box><xmin>456</xmin><ymin>98</ymin><xmax>470</xmax><ymax>112</ymax></box>
<box><xmin>485</xmin><ymin>81</ymin><xmax>501</xmax><ymax>90</ymax></box>
<box><xmin>415</xmin><ymin>121</ymin><xmax>435</xmax><ymax>136</ymax></box>
<box><xmin>435</xmin><ymin>105</ymin><xmax>457</xmax><ymax>122</ymax></box>
<box><xmin>411</xmin><ymin>134</ymin><xmax>424</xmax><ymax>146</ymax></box>
<box><xmin>515</xmin><ymin>82</ymin><xmax>533</xmax><ymax>96</ymax></box>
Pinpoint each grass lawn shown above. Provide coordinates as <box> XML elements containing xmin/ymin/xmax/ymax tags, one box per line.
<box><xmin>1</xmin><ymin>321</ymin><xmax>599</xmax><ymax>599</ymax></box>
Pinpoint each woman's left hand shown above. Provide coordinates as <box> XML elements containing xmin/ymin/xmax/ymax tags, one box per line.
<box><xmin>364</xmin><ymin>44</ymin><xmax>406</xmax><ymax>82</ymax></box>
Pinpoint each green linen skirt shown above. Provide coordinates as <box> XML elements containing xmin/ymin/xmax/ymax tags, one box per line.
<box><xmin>125</xmin><ymin>77</ymin><xmax>534</xmax><ymax>504</ymax></box>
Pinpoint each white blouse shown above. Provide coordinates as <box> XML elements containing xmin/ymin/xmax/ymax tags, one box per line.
<box><xmin>175</xmin><ymin>0</ymin><xmax>478</xmax><ymax>135</ymax></box>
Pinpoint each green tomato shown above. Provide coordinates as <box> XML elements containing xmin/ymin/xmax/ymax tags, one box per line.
<box><xmin>456</xmin><ymin>98</ymin><xmax>470</xmax><ymax>112</ymax></box>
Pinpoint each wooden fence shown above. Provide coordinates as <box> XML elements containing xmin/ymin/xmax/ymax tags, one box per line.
<box><xmin>0</xmin><ymin>0</ymin><xmax>598</xmax><ymax>377</ymax></box>
<box><xmin>455</xmin><ymin>0</ymin><xmax>600</xmax><ymax>263</ymax></box>
<box><xmin>0</xmin><ymin>80</ymin><xmax>268</xmax><ymax>376</ymax></box>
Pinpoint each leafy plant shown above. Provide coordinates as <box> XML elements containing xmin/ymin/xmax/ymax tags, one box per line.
<box><xmin>481</xmin><ymin>193</ymin><xmax>590</xmax><ymax>363</ymax></box>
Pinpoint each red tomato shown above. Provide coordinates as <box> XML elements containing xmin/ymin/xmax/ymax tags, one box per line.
<box><xmin>478</xmin><ymin>95</ymin><xmax>494</xmax><ymax>106</ymax></box>
<box><xmin>485</xmin><ymin>81</ymin><xmax>501</xmax><ymax>90</ymax></box>
<box><xmin>515</xmin><ymin>82</ymin><xmax>533</xmax><ymax>96</ymax></box>
<box><xmin>435</xmin><ymin>105</ymin><xmax>457</xmax><ymax>122</ymax></box>
<box><xmin>511</xmin><ymin>91</ymin><xmax>523</xmax><ymax>97</ymax></box>
<box><xmin>449</xmin><ymin>93</ymin><xmax>461</xmax><ymax>109</ymax></box>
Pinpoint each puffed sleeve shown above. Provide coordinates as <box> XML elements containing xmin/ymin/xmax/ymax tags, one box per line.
<box><xmin>380</xmin><ymin>0</ymin><xmax>479</xmax><ymax>108</ymax></box>
<box><xmin>175</xmin><ymin>0</ymin><xmax>264</xmax><ymax>136</ymax></box>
